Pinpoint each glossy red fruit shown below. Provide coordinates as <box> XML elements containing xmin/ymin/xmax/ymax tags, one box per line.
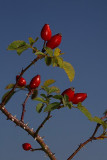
<box><xmin>46</xmin><ymin>33</ymin><xmax>62</xmax><ymax>49</ymax></box>
<box><xmin>41</xmin><ymin>24</ymin><xmax>52</xmax><ymax>41</ymax></box>
<box><xmin>71</xmin><ymin>93</ymin><xmax>87</xmax><ymax>104</ymax></box>
<box><xmin>16</xmin><ymin>75</ymin><xmax>26</xmax><ymax>87</ymax></box>
<box><xmin>29</xmin><ymin>75</ymin><xmax>41</xmax><ymax>89</ymax></box>
<box><xmin>22</xmin><ymin>143</ymin><xmax>31</xmax><ymax>151</ymax></box>
<box><xmin>62</xmin><ymin>87</ymin><xmax>75</xmax><ymax>101</ymax></box>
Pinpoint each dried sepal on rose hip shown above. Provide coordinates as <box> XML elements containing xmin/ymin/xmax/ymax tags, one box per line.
<box><xmin>22</xmin><ymin>143</ymin><xmax>32</xmax><ymax>151</ymax></box>
<box><xmin>61</xmin><ymin>87</ymin><xmax>75</xmax><ymax>101</ymax></box>
<box><xmin>41</xmin><ymin>24</ymin><xmax>52</xmax><ymax>41</ymax></box>
<box><xmin>46</xmin><ymin>33</ymin><xmax>62</xmax><ymax>49</ymax></box>
<box><xmin>29</xmin><ymin>75</ymin><xmax>41</xmax><ymax>89</ymax></box>
<box><xmin>16</xmin><ymin>75</ymin><xmax>26</xmax><ymax>87</ymax></box>
<box><xmin>71</xmin><ymin>93</ymin><xmax>87</xmax><ymax>104</ymax></box>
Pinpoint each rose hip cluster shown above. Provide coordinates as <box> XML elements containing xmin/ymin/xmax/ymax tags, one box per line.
<box><xmin>62</xmin><ymin>87</ymin><xmax>87</xmax><ymax>104</ymax></box>
<box><xmin>41</xmin><ymin>24</ymin><xmax>62</xmax><ymax>49</ymax></box>
<box><xmin>16</xmin><ymin>74</ymin><xmax>41</xmax><ymax>89</ymax></box>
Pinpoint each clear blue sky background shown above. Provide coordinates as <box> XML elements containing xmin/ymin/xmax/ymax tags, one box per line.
<box><xmin>0</xmin><ymin>0</ymin><xmax>107</xmax><ymax>160</ymax></box>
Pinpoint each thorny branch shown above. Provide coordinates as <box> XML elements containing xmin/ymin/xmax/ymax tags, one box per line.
<box><xmin>67</xmin><ymin>113</ymin><xmax>107</xmax><ymax>160</ymax></box>
<box><xmin>0</xmin><ymin>54</ymin><xmax>57</xmax><ymax>160</ymax></box>
<box><xmin>0</xmin><ymin>106</ymin><xmax>56</xmax><ymax>160</ymax></box>
<box><xmin>0</xmin><ymin>55</ymin><xmax>43</xmax><ymax>108</ymax></box>
<box><xmin>21</xmin><ymin>90</ymin><xmax>33</xmax><ymax>122</ymax></box>
<box><xmin>0</xmin><ymin>45</ymin><xmax>107</xmax><ymax>160</ymax></box>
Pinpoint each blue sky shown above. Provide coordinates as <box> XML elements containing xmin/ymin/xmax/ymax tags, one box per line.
<box><xmin>0</xmin><ymin>0</ymin><xmax>107</xmax><ymax>160</ymax></box>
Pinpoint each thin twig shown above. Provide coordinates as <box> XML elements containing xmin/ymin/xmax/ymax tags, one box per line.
<box><xmin>67</xmin><ymin>113</ymin><xmax>107</xmax><ymax>160</ymax></box>
<box><xmin>31</xmin><ymin>148</ymin><xmax>43</xmax><ymax>151</ymax></box>
<box><xmin>0</xmin><ymin>55</ymin><xmax>43</xmax><ymax>108</ymax></box>
<box><xmin>21</xmin><ymin>90</ymin><xmax>33</xmax><ymax>122</ymax></box>
<box><xmin>34</xmin><ymin>111</ymin><xmax>52</xmax><ymax>137</ymax></box>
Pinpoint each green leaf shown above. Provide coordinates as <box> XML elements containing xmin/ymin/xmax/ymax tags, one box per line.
<box><xmin>77</xmin><ymin>103</ymin><xmax>105</xmax><ymax>127</ymax></box>
<box><xmin>52</xmin><ymin>56</ymin><xmax>58</xmax><ymax>67</ymax></box>
<box><xmin>36</xmin><ymin>103</ymin><xmax>44</xmax><ymax>113</ymax></box>
<box><xmin>63</xmin><ymin>61</ymin><xmax>75</xmax><ymax>82</ymax></box>
<box><xmin>51</xmin><ymin>56</ymin><xmax>63</xmax><ymax>68</ymax></box>
<box><xmin>45</xmin><ymin>56</ymin><xmax>52</xmax><ymax>66</ymax></box>
<box><xmin>57</xmin><ymin>57</ymin><xmax>63</xmax><ymax>68</ymax></box>
<box><xmin>44</xmin><ymin>102</ymin><xmax>60</xmax><ymax>112</ymax></box>
<box><xmin>66</xmin><ymin>102</ymin><xmax>73</xmax><ymax>109</ymax></box>
<box><xmin>33</xmin><ymin>97</ymin><xmax>46</xmax><ymax>103</ymax></box>
<box><xmin>43</xmin><ymin>79</ymin><xmax>56</xmax><ymax>87</ymax></box>
<box><xmin>103</xmin><ymin>122</ymin><xmax>107</xmax><ymax>131</ymax></box>
<box><xmin>54</xmin><ymin>48</ymin><xmax>61</xmax><ymax>56</ymax></box>
<box><xmin>48</xmin><ymin>86</ymin><xmax>60</xmax><ymax>94</ymax></box>
<box><xmin>5</xmin><ymin>83</ymin><xmax>14</xmax><ymax>90</ymax></box>
<box><xmin>92</xmin><ymin>117</ymin><xmax>105</xmax><ymax>126</ymax></box>
<box><xmin>7</xmin><ymin>40</ymin><xmax>30</xmax><ymax>55</ymax></box>
<box><xmin>31</xmin><ymin>90</ymin><xmax>38</xmax><ymax>99</ymax></box>
<box><xmin>28</xmin><ymin>37</ymin><xmax>39</xmax><ymax>46</ymax></box>
<box><xmin>35</xmin><ymin>37</ymin><xmax>39</xmax><ymax>42</ymax></box>
<box><xmin>45</xmin><ymin>47</ymin><xmax>53</xmax><ymax>56</ymax></box>
<box><xmin>41</xmin><ymin>86</ymin><xmax>50</xmax><ymax>93</ymax></box>
<box><xmin>53</xmin><ymin>95</ymin><xmax>63</xmax><ymax>100</ymax></box>
<box><xmin>28</xmin><ymin>37</ymin><xmax>35</xmax><ymax>45</ymax></box>
<box><xmin>77</xmin><ymin>103</ymin><xmax>93</xmax><ymax>121</ymax></box>
<box><xmin>64</xmin><ymin>94</ymin><xmax>69</xmax><ymax>102</ymax></box>
<box><xmin>62</xmin><ymin>94</ymin><xmax>69</xmax><ymax>107</ymax></box>
<box><xmin>40</xmin><ymin>94</ymin><xmax>47</xmax><ymax>98</ymax></box>
<box><xmin>35</xmin><ymin>51</ymin><xmax>45</xmax><ymax>56</ymax></box>
<box><xmin>2</xmin><ymin>91</ymin><xmax>15</xmax><ymax>104</ymax></box>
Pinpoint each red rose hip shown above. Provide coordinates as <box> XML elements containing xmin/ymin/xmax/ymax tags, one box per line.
<box><xmin>62</xmin><ymin>87</ymin><xmax>75</xmax><ymax>101</ymax></box>
<box><xmin>41</xmin><ymin>24</ymin><xmax>52</xmax><ymax>41</ymax></box>
<box><xmin>22</xmin><ymin>143</ymin><xmax>32</xmax><ymax>151</ymax></box>
<box><xmin>46</xmin><ymin>33</ymin><xmax>62</xmax><ymax>49</ymax></box>
<box><xmin>29</xmin><ymin>75</ymin><xmax>41</xmax><ymax>89</ymax></box>
<box><xmin>71</xmin><ymin>93</ymin><xmax>87</xmax><ymax>104</ymax></box>
<box><xmin>16</xmin><ymin>75</ymin><xmax>26</xmax><ymax>87</ymax></box>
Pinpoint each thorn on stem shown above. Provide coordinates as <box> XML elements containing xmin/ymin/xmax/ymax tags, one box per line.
<box><xmin>26</xmin><ymin>123</ymin><xmax>29</xmax><ymax>126</ymax></box>
<box><xmin>34</xmin><ymin>137</ymin><xmax>37</xmax><ymax>141</ymax></box>
<box><xmin>2</xmin><ymin>107</ymin><xmax>5</xmax><ymax>110</ymax></box>
<box><xmin>12</xmin><ymin>118</ymin><xmax>14</xmax><ymax>121</ymax></box>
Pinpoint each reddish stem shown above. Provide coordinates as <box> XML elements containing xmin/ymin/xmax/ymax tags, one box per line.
<box><xmin>34</xmin><ymin>111</ymin><xmax>52</xmax><ymax>136</ymax></box>
<box><xmin>0</xmin><ymin>55</ymin><xmax>43</xmax><ymax>108</ymax></box>
<box><xmin>21</xmin><ymin>90</ymin><xmax>33</xmax><ymax>122</ymax></box>
<box><xmin>0</xmin><ymin>106</ymin><xmax>56</xmax><ymax>160</ymax></box>
<box><xmin>67</xmin><ymin>113</ymin><xmax>107</xmax><ymax>160</ymax></box>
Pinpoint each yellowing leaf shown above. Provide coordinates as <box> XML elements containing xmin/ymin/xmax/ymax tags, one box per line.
<box><xmin>43</xmin><ymin>79</ymin><xmax>56</xmax><ymax>87</ymax></box>
<box><xmin>5</xmin><ymin>83</ymin><xmax>14</xmax><ymax>90</ymax></box>
<box><xmin>28</xmin><ymin>37</ymin><xmax>35</xmax><ymax>45</ymax></box>
<box><xmin>45</xmin><ymin>47</ymin><xmax>53</xmax><ymax>56</ymax></box>
<box><xmin>57</xmin><ymin>57</ymin><xmax>63</xmax><ymax>68</ymax></box>
<box><xmin>54</xmin><ymin>48</ymin><xmax>61</xmax><ymax>56</ymax></box>
<box><xmin>63</xmin><ymin>61</ymin><xmax>75</xmax><ymax>82</ymax></box>
<box><xmin>48</xmin><ymin>86</ymin><xmax>60</xmax><ymax>94</ymax></box>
